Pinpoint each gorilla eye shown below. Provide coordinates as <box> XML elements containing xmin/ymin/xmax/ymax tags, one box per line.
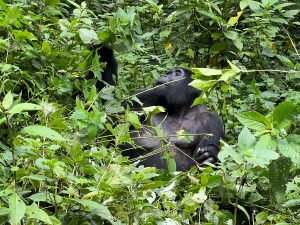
<box><xmin>175</xmin><ymin>71</ymin><xmax>181</xmax><ymax>76</ymax></box>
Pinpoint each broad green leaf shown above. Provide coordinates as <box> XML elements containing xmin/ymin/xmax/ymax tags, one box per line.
<box><xmin>2</xmin><ymin>91</ymin><xmax>13</xmax><ymax>110</ymax></box>
<box><xmin>21</xmin><ymin>125</ymin><xmax>66</xmax><ymax>141</ymax></box>
<box><xmin>167</xmin><ymin>157</ymin><xmax>176</xmax><ymax>173</ymax></box>
<box><xmin>9</xmin><ymin>193</ymin><xmax>26</xmax><ymax>225</ymax></box>
<box><xmin>0</xmin><ymin>207</ymin><xmax>10</xmax><ymax>216</ymax></box>
<box><xmin>283</xmin><ymin>199</ymin><xmax>300</xmax><ymax>208</ymax></box>
<box><xmin>274</xmin><ymin>3</ymin><xmax>295</xmax><ymax>10</ymax></box>
<box><xmin>187</xmin><ymin>48</ymin><xmax>195</xmax><ymax>59</ymax></box>
<box><xmin>218</xmin><ymin>142</ymin><xmax>243</xmax><ymax>164</ymax></box>
<box><xmin>70</xmin><ymin>140</ymin><xmax>83</xmax><ymax>162</ymax></box>
<box><xmin>255</xmin><ymin>134</ymin><xmax>276</xmax><ymax>151</ymax></box>
<box><xmin>219</xmin><ymin>69</ymin><xmax>238</xmax><ymax>83</ymax></box>
<box><xmin>0</xmin><ymin>117</ymin><xmax>5</xmax><ymax>125</ymax></box>
<box><xmin>240</xmin><ymin>0</ymin><xmax>248</xmax><ymax>10</ymax></box>
<box><xmin>247</xmin><ymin>148</ymin><xmax>279</xmax><ymax>168</ymax></box>
<box><xmin>192</xmin><ymin>96</ymin><xmax>207</xmax><ymax>106</ymax></box>
<box><xmin>237</xmin><ymin>204</ymin><xmax>250</xmax><ymax>221</ymax></box>
<box><xmin>110</xmin><ymin>123</ymin><xmax>130</xmax><ymax>145</ymax></box>
<box><xmin>278</xmin><ymin>139</ymin><xmax>300</xmax><ymax>165</ymax></box>
<box><xmin>272</xmin><ymin>101</ymin><xmax>295</xmax><ymax>130</ymax></box>
<box><xmin>236</xmin><ymin>111</ymin><xmax>271</xmax><ymax>130</ymax></box>
<box><xmin>126</xmin><ymin>111</ymin><xmax>142</xmax><ymax>129</ymax></box>
<box><xmin>13</xmin><ymin>30</ymin><xmax>37</xmax><ymax>41</ymax></box>
<box><xmin>223</xmin><ymin>30</ymin><xmax>238</xmax><ymax>40</ymax></box>
<box><xmin>72</xmin><ymin>199</ymin><xmax>122</xmax><ymax>225</ymax></box>
<box><xmin>192</xmin><ymin>68</ymin><xmax>222</xmax><ymax>76</ymax></box>
<box><xmin>256</xmin><ymin>212</ymin><xmax>268</xmax><ymax>224</ymax></box>
<box><xmin>42</xmin><ymin>41</ymin><xmax>52</xmax><ymax>54</ymax></box>
<box><xmin>234</xmin><ymin>38</ymin><xmax>243</xmax><ymax>51</ymax></box>
<box><xmin>283</xmin><ymin>10</ymin><xmax>299</xmax><ymax>18</ymax></box>
<box><xmin>78</xmin><ymin>28</ymin><xmax>99</xmax><ymax>44</ymax></box>
<box><xmin>209</xmin><ymin>42</ymin><xmax>226</xmax><ymax>54</ymax></box>
<box><xmin>248</xmin><ymin>0</ymin><xmax>261</xmax><ymax>11</ymax></box>
<box><xmin>227</xmin><ymin>60</ymin><xmax>241</xmax><ymax>73</ymax></box>
<box><xmin>270</xmin><ymin>18</ymin><xmax>289</xmax><ymax>25</ymax></box>
<box><xmin>45</xmin><ymin>0</ymin><xmax>60</xmax><ymax>6</ymax></box>
<box><xmin>189</xmin><ymin>80</ymin><xmax>216</xmax><ymax>91</ymax></box>
<box><xmin>8</xmin><ymin>103</ymin><xmax>43</xmax><ymax>115</ymax></box>
<box><xmin>26</xmin><ymin>205</ymin><xmax>52</xmax><ymax>224</ymax></box>
<box><xmin>143</xmin><ymin>106</ymin><xmax>165</xmax><ymax>115</ymax></box>
<box><xmin>238</xmin><ymin>127</ymin><xmax>256</xmax><ymax>149</ymax></box>
<box><xmin>92</xmin><ymin>51</ymin><xmax>102</xmax><ymax>80</ymax></box>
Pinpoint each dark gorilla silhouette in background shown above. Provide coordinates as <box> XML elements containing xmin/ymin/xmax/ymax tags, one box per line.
<box><xmin>97</xmin><ymin>46</ymin><xmax>224</xmax><ymax>171</ymax></box>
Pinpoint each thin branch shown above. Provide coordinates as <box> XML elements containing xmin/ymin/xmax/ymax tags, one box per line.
<box><xmin>241</xmin><ymin>69</ymin><xmax>299</xmax><ymax>73</ymax></box>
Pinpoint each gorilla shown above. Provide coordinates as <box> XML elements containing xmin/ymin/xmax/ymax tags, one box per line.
<box><xmin>96</xmin><ymin>46</ymin><xmax>224</xmax><ymax>170</ymax></box>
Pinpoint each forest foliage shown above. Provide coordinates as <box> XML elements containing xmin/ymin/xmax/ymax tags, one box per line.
<box><xmin>0</xmin><ymin>0</ymin><xmax>299</xmax><ymax>224</ymax></box>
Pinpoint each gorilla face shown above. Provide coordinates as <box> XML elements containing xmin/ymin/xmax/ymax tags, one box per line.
<box><xmin>154</xmin><ymin>68</ymin><xmax>200</xmax><ymax>111</ymax></box>
<box><xmin>156</xmin><ymin>68</ymin><xmax>191</xmax><ymax>84</ymax></box>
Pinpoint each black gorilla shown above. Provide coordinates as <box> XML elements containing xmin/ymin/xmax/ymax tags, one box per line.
<box><xmin>97</xmin><ymin>46</ymin><xmax>224</xmax><ymax>170</ymax></box>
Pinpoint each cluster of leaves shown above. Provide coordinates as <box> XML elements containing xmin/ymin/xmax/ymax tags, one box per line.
<box><xmin>0</xmin><ymin>0</ymin><xmax>299</xmax><ymax>224</ymax></box>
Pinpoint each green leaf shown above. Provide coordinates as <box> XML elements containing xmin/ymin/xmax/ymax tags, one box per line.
<box><xmin>21</xmin><ymin>125</ymin><xmax>66</xmax><ymax>141</ymax></box>
<box><xmin>218</xmin><ymin>69</ymin><xmax>239</xmax><ymax>83</ymax></box>
<box><xmin>192</xmin><ymin>68</ymin><xmax>222</xmax><ymax>76</ymax></box>
<box><xmin>283</xmin><ymin>10</ymin><xmax>300</xmax><ymax>18</ymax></box>
<box><xmin>227</xmin><ymin>60</ymin><xmax>241</xmax><ymax>73</ymax></box>
<box><xmin>0</xmin><ymin>207</ymin><xmax>10</xmax><ymax>216</ymax></box>
<box><xmin>248</xmin><ymin>0</ymin><xmax>261</xmax><ymax>11</ymax></box>
<box><xmin>78</xmin><ymin>28</ymin><xmax>99</xmax><ymax>44</ymax></box>
<box><xmin>240</xmin><ymin>0</ymin><xmax>248</xmax><ymax>10</ymax></box>
<box><xmin>2</xmin><ymin>91</ymin><xmax>13</xmax><ymax>110</ymax></box>
<box><xmin>29</xmin><ymin>192</ymin><xmax>58</xmax><ymax>203</ymax></box>
<box><xmin>189</xmin><ymin>80</ymin><xmax>217</xmax><ymax>92</ymax></box>
<box><xmin>26</xmin><ymin>205</ymin><xmax>53</xmax><ymax>225</ymax></box>
<box><xmin>270</xmin><ymin>18</ymin><xmax>288</xmax><ymax>25</ymax></box>
<box><xmin>72</xmin><ymin>199</ymin><xmax>122</xmax><ymax>225</ymax></box>
<box><xmin>218</xmin><ymin>142</ymin><xmax>243</xmax><ymax>164</ymax></box>
<box><xmin>167</xmin><ymin>157</ymin><xmax>176</xmax><ymax>173</ymax></box>
<box><xmin>143</xmin><ymin>106</ymin><xmax>165</xmax><ymax>115</ymax></box>
<box><xmin>272</xmin><ymin>101</ymin><xmax>295</xmax><ymax>130</ymax></box>
<box><xmin>9</xmin><ymin>193</ymin><xmax>26</xmax><ymax>225</ymax></box>
<box><xmin>92</xmin><ymin>51</ymin><xmax>102</xmax><ymax>80</ymax></box>
<box><xmin>238</xmin><ymin>127</ymin><xmax>256</xmax><ymax>149</ymax></box>
<box><xmin>42</xmin><ymin>41</ymin><xmax>52</xmax><ymax>54</ymax></box>
<box><xmin>223</xmin><ymin>30</ymin><xmax>238</xmax><ymax>40</ymax></box>
<box><xmin>278</xmin><ymin>139</ymin><xmax>300</xmax><ymax>165</ymax></box>
<box><xmin>256</xmin><ymin>212</ymin><xmax>268</xmax><ymax>224</ymax></box>
<box><xmin>45</xmin><ymin>0</ymin><xmax>60</xmax><ymax>6</ymax></box>
<box><xmin>209</xmin><ymin>42</ymin><xmax>226</xmax><ymax>54</ymax></box>
<box><xmin>237</xmin><ymin>204</ymin><xmax>250</xmax><ymax>221</ymax></box>
<box><xmin>236</xmin><ymin>111</ymin><xmax>271</xmax><ymax>131</ymax></box>
<box><xmin>283</xmin><ymin>199</ymin><xmax>300</xmax><ymax>208</ymax></box>
<box><xmin>255</xmin><ymin>134</ymin><xmax>276</xmax><ymax>152</ymax></box>
<box><xmin>247</xmin><ymin>148</ymin><xmax>279</xmax><ymax>168</ymax></box>
<box><xmin>109</xmin><ymin>123</ymin><xmax>130</xmax><ymax>145</ymax></box>
<box><xmin>234</xmin><ymin>38</ymin><xmax>243</xmax><ymax>51</ymax></box>
<box><xmin>8</xmin><ymin>103</ymin><xmax>43</xmax><ymax>115</ymax></box>
<box><xmin>13</xmin><ymin>30</ymin><xmax>37</xmax><ymax>41</ymax></box>
<box><xmin>126</xmin><ymin>111</ymin><xmax>142</xmax><ymax>129</ymax></box>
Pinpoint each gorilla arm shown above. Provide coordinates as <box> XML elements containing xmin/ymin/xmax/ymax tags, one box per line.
<box><xmin>191</xmin><ymin>108</ymin><xmax>224</xmax><ymax>165</ymax></box>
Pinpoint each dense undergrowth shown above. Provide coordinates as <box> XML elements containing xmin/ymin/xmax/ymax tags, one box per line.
<box><xmin>0</xmin><ymin>0</ymin><xmax>299</xmax><ymax>224</ymax></box>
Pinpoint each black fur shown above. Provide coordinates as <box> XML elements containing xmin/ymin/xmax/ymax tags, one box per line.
<box><xmin>92</xmin><ymin>45</ymin><xmax>118</xmax><ymax>89</ymax></box>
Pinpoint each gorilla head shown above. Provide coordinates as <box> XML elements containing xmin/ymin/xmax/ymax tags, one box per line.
<box><xmin>140</xmin><ymin>68</ymin><xmax>201</xmax><ymax>112</ymax></box>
